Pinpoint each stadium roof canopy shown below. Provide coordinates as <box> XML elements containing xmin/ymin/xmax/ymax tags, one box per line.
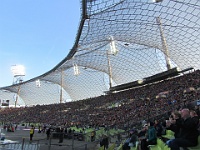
<box><xmin>0</xmin><ymin>0</ymin><xmax>200</xmax><ymax>106</ymax></box>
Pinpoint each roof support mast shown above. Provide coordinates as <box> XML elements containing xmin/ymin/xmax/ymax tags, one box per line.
<box><xmin>107</xmin><ymin>36</ymin><xmax>118</xmax><ymax>89</ymax></box>
<box><xmin>156</xmin><ymin>17</ymin><xmax>171</xmax><ymax>70</ymax></box>
<box><xmin>60</xmin><ymin>69</ymin><xmax>64</xmax><ymax>103</ymax></box>
<box><xmin>107</xmin><ymin>50</ymin><xmax>113</xmax><ymax>89</ymax></box>
<box><xmin>15</xmin><ymin>85</ymin><xmax>21</xmax><ymax>107</ymax></box>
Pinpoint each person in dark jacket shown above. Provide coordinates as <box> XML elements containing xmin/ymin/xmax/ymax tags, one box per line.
<box><xmin>167</xmin><ymin>111</ymin><xmax>182</xmax><ymax>137</ymax></box>
<box><xmin>122</xmin><ymin>129</ymin><xmax>138</xmax><ymax>150</ymax></box>
<box><xmin>154</xmin><ymin>119</ymin><xmax>163</xmax><ymax>137</ymax></box>
<box><xmin>168</xmin><ymin>108</ymin><xmax>199</xmax><ymax>150</ymax></box>
<box><xmin>165</xmin><ymin>111</ymin><xmax>182</xmax><ymax>146</ymax></box>
<box><xmin>46</xmin><ymin>127</ymin><xmax>51</xmax><ymax>140</ymax></box>
<box><xmin>100</xmin><ymin>134</ymin><xmax>109</xmax><ymax>150</ymax></box>
<box><xmin>58</xmin><ymin>127</ymin><xmax>64</xmax><ymax>143</ymax></box>
<box><xmin>190</xmin><ymin>110</ymin><xmax>199</xmax><ymax>127</ymax></box>
<box><xmin>138</xmin><ymin>124</ymin><xmax>148</xmax><ymax>138</ymax></box>
<box><xmin>194</xmin><ymin>105</ymin><xmax>200</xmax><ymax>119</ymax></box>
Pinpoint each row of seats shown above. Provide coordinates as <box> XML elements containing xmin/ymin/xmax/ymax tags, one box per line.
<box><xmin>116</xmin><ymin>133</ymin><xmax>168</xmax><ymax>150</ymax></box>
<box><xmin>148</xmin><ymin>138</ymin><xmax>170</xmax><ymax>150</ymax></box>
<box><xmin>116</xmin><ymin>140</ymin><xmax>138</xmax><ymax>150</ymax></box>
<box><xmin>98</xmin><ymin>143</ymin><xmax>115</xmax><ymax>150</ymax></box>
<box><xmin>162</xmin><ymin>130</ymin><xmax>175</xmax><ymax>140</ymax></box>
<box><xmin>101</xmin><ymin>129</ymin><xmax>200</xmax><ymax>150</ymax></box>
<box><xmin>162</xmin><ymin>130</ymin><xmax>200</xmax><ymax>150</ymax></box>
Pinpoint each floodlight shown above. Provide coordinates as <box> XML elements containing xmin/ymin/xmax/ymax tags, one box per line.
<box><xmin>109</xmin><ymin>36</ymin><xmax>118</xmax><ymax>55</ymax></box>
<box><xmin>11</xmin><ymin>65</ymin><xmax>25</xmax><ymax>77</ymax></box>
<box><xmin>137</xmin><ymin>79</ymin><xmax>144</xmax><ymax>84</ymax></box>
<box><xmin>36</xmin><ymin>79</ymin><xmax>41</xmax><ymax>87</ymax></box>
<box><xmin>73</xmin><ymin>64</ymin><xmax>80</xmax><ymax>76</ymax></box>
<box><xmin>152</xmin><ymin>0</ymin><xmax>163</xmax><ymax>3</ymax></box>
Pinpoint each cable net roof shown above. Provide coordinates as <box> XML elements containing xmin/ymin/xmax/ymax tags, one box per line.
<box><xmin>0</xmin><ymin>0</ymin><xmax>200</xmax><ymax>106</ymax></box>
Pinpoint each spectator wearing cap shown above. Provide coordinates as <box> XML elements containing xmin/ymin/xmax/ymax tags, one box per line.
<box><xmin>138</xmin><ymin>124</ymin><xmax>148</xmax><ymax>138</ymax></box>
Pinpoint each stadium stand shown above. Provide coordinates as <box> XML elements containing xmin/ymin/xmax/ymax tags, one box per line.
<box><xmin>0</xmin><ymin>0</ymin><xmax>200</xmax><ymax>149</ymax></box>
<box><xmin>0</xmin><ymin>0</ymin><xmax>200</xmax><ymax>106</ymax></box>
<box><xmin>0</xmin><ymin>70</ymin><xmax>199</xmax><ymax>150</ymax></box>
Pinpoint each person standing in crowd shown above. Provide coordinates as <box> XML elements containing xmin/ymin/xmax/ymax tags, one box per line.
<box><xmin>117</xmin><ymin>132</ymin><xmax>122</xmax><ymax>143</ymax></box>
<box><xmin>15</xmin><ymin>124</ymin><xmax>18</xmax><ymax>131</ymax></box>
<box><xmin>168</xmin><ymin>108</ymin><xmax>199</xmax><ymax>150</ymax></box>
<box><xmin>100</xmin><ymin>134</ymin><xmax>109</xmax><ymax>150</ymax></box>
<box><xmin>91</xmin><ymin>130</ymin><xmax>96</xmax><ymax>142</ymax></box>
<box><xmin>140</xmin><ymin>121</ymin><xmax>157</xmax><ymax>150</ymax></box>
<box><xmin>30</xmin><ymin>125</ymin><xmax>35</xmax><ymax>141</ymax></box>
<box><xmin>58</xmin><ymin>126</ymin><xmax>64</xmax><ymax>143</ymax></box>
<box><xmin>46</xmin><ymin>127</ymin><xmax>51</xmax><ymax>140</ymax></box>
<box><xmin>38</xmin><ymin>125</ymin><xmax>41</xmax><ymax>133</ymax></box>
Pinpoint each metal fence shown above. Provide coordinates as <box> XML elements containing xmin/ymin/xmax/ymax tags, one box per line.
<box><xmin>0</xmin><ymin>140</ymin><xmax>40</xmax><ymax>150</ymax></box>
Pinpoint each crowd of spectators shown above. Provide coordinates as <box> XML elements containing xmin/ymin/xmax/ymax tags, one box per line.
<box><xmin>0</xmin><ymin>70</ymin><xmax>200</xmax><ymax>132</ymax></box>
<box><xmin>122</xmin><ymin>107</ymin><xmax>200</xmax><ymax>150</ymax></box>
<box><xmin>164</xmin><ymin>108</ymin><xmax>199</xmax><ymax>150</ymax></box>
